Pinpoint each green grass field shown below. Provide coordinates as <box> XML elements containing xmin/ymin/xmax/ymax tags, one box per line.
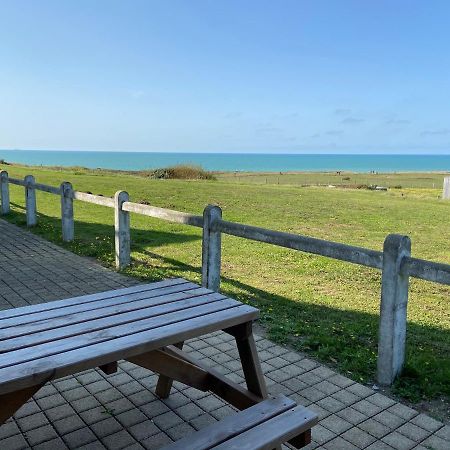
<box><xmin>216</xmin><ymin>170</ymin><xmax>449</xmax><ymax>189</ymax></box>
<box><xmin>1</xmin><ymin>163</ymin><xmax>449</xmax><ymax>414</ymax></box>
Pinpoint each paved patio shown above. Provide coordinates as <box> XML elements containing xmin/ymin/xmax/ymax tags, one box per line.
<box><xmin>0</xmin><ymin>218</ymin><xmax>448</xmax><ymax>450</ymax></box>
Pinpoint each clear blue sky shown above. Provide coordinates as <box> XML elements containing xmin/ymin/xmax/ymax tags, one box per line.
<box><xmin>1</xmin><ymin>0</ymin><xmax>449</xmax><ymax>154</ymax></box>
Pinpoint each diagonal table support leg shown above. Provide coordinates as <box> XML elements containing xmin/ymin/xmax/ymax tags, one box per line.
<box><xmin>155</xmin><ymin>341</ymin><xmax>184</xmax><ymax>398</ymax></box>
<box><xmin>225</xmin><ymin>321</ymin><xmax>268</xmax><ymax>399</ymax></box>
<box><xmin>0</xmin><ymin>384</ymin><xmax>44</xmax><ymax>425</ymax></box>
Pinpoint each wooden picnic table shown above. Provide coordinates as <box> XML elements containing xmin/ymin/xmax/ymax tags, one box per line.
<box><xmin>0</xmin><ymin>278</ymin><xmax>268</xmax><ymax>424</ymax></box>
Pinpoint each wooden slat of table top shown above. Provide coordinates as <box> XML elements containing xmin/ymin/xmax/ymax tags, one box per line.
<box><xmin>0</xmin><ymin>278</ymin><xmax>188</xmax><ymax>320</ymax></box>
<box><xmin>0</xmin><ymin>290</ymin><xmax>219</xmax><ymax>353</ymax></box>
<box><xmin>0</xmin><ymin>294</ymin><xmax>233</xmax><ymax>368</ymax></box>
<box><xmin>164</xmin><ymin>394</ymin><xmax>296</xmax><ymax>450</ymax></box>
<box><xmin>0</xmin><ymin>303</ymin><xmax>258</xmax><ymax>395</ymax></box>
<box><xmin>0</xmin><ymin>280</ymin><xmax>198</xmax><ymax>330</ymax></box>
<box><xmin>0</xmin><ymin>285</ymin><xmax>206</xmax><ymax>341</ymax></box>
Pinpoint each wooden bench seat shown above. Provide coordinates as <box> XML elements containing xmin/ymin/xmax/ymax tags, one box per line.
<box><xmin>162</xmin><ymin>394</ymin><xmax>318</xmax><ymax>450</ymax></box>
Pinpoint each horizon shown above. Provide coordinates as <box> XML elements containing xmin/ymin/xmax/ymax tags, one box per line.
<box><xmin>1</xmin><ymin>1</ymin><xmax>450</xmax><ymax>155</ymax></box>
<box><xmin>2</xmin><ymin>148</ymin><xmax>450</xmax><ymax>156</ymax></box>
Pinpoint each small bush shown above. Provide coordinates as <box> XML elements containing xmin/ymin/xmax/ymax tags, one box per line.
<box><xmin>144</xmin><ymin>165</ymin><xmax>216</xmax><ymax>180</ymax></box>
<box><xmin>342</xmin><ymin>176</ymin><xmax>351</xmax><ymax>181</ymax></box>
<box><xmin>393</xmin><ymin>185</ymin><xmax>402</xmax><ymax>189</ymax></box>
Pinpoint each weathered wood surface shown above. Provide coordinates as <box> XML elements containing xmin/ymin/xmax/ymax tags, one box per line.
<box><xmin>162</xmin><ymin>394</ymin><xmax>317</xmax><ymax>450</ymax></box>
<box><xmin>216</xmin><ymin>219</ymin><xmax>384</xmax><ymax>270</ymax></box>
<box><xmin>213</xmin><ymin>404</ymin><xmax>317</xmax><ymax>450</ymax></box>
<box><xmin>72</xmin><ymin>191</ymin><xmax>115</xmax><ymax>207</ymax></box>
<box><xmin>122</xmin><ymin>201</ymin><xmax>203</xmax><ymax>227</ymax></box>
<box><xmin>0</xmin><ymin>278</ymin><xmax>259</xmax><ymax>396</ymax></box>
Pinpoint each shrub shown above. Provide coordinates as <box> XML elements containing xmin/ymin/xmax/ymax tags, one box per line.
<box><xmin>143</xmin><ymin>165</ymin><xmax>216</xmax><ymax>180</ymax></box>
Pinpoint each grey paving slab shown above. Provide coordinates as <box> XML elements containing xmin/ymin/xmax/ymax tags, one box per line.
<box><xmin>0</xmin><ymin>219</ymin><xmax>448</xmax><ymax>450</ymax></box>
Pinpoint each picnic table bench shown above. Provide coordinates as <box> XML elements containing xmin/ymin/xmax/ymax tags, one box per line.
<box><xmin>0</xmin><ymin>278</ymin><xmax>317</xmax><ymax>448</ymax></box>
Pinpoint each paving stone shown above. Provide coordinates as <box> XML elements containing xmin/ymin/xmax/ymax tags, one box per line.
<box><xmin>359</xmin><ymin>418</ymin><xmax>391</xmax><ymax>439</ymax></box>
<box><xmin>25</xmin><ymin>424</ymin><xmax>59</xmax><ymax>447</ymax></box>
<box><xmin>102</xmin><ymin>430</ymin><xmax>136</xmax><ymax>450</ymax></box>
<box><xmin>316</xmin><ymin>396</ymin><xmax>346</xmax><ymax>413</ymax></box>
<box><xmin>409</xmin><ymin>413</ymin><xmax>443</xmax><ymax>432</ymax></box>
<box><xmin>342</xmin><ymin>427</ymin><xmax>377</xmax><ymax>448</ymax></box>
<box><xmin>320</xmin><ymin>414</ymin><xmax>353</xmax><ymax>434</ymax></box>
<box><xmin>90</xmin><ymin>418</ymin><xmax>123</xmax><ymax>438</ymax></box>
<box><xmin>0</xmin><ymin>420</ymin><xmax>21</xmax><ymax>440</ymax></box>
<box><xmin>323</xmin><ymin>436</ymin><xmax>359</xmax><ymax>450</ymax></box>
<box><xmin>386</xmin><ymin>404</ymin><xmax>418</xmax><ymax>421</ymax></box>
<box><xmin>382</xmin><ymin>431</ymin><xmax>416</xmax><ymax>450</ymax></box>
<box><xmin>173</xmin><ymin>403</ymin><xmax>204</xmax><ymax>421</ymax></box>
<box><xmin>346</xmin><ymin>384</ymin><xmax>375</xmax><ymax>398</ymax></box>
<box><xmin>32</xmin><ymin>437</ymin><xmax>68</xmax><ymax>450</ymax></box>
<box><xmin>165</xmin><ymin>422</ymin><xmax>196</xmax><ymax>441</ymax></box>
<box><xmin>331</xmin><ymin>389</ymin><xmax>360</xmax><ymax>406</ymax></box>
<box><xmin>315</xmin><ymin>380</ymin><xmax>341</xmax><ymax>395</ymax></box>
<box><xmin>0</xmin><ymin>433</ymin><xmax>29</xmax><ymax>450</ymax></box>
<box><xmin>52</xmin><ymin>415</ymin><xmax>86</xmax><ymax>435</ymax></box>
<box><xmin>373</xmin><ymin>410</ymin><xmax>406</xmax><ymax>429</ymax></box>
<box><xmin>353</xmin><ymin>399</ymin><xmax>384</xmax><ymax>417</ymax></box>
<box><xmin>435</xmin><ymin>424</ymin><xmax>450</xmax><ymax>440</ymax></box>
<box><xmin>366</xmin><ymin>393</ymin><xmax>396</xmax><ymax>409</ymax></box>
<box><xmin>311</xmin><ymin>424</ymin><xmax>336</xmax><ymax>445</ymax></box>
<box><xmin>421</xmin><ymin>434</ymin><xmax>449</xmax><ymax>450</ymax></box>
<box><xmin>62</xmin><ymin>427</ymin><xmax>98</xmax><ymax>448</ymax></box>
<box><xmin>396</xmin><ymin>422</ymin><xmax>431</xmax><ymax>441</ymax></box>
<box><xmin>16</xmin><ymin>412</ymin><xmax>49</xmax><ymax>432</ymax></box>
<box><xmin>366</xmin><ymin>442</ymin><xmax>395</xmax><ymax>450</ymax></box>
<box><xmin>152</xmin><ymin>411</ymin><xmax>184</xmax><ymax>430</ymax></box>
<box><xmin>141</xmin><ymin>431</ymin><xmax>173</xmax><ymax>449</ymax></box>
<box><xmin>336</xmin><ymin>407</ymin><xmax>368</xmax><ymax>425</ymax></box>
<box><xmin>128</xmin><ymin>420</ymin><xmax>160</xmax><ymax>440</ymax></box>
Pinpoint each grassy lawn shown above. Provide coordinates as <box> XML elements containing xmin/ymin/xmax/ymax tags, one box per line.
<box><xmin>216</xmin><ymin>170</ymin><xmax>448</xmax><ymax>190</ymax></box>
<box><xmin>1</xmin><ymin>163</ymin><xmax>449</xmax><ymax>412</ymax></box>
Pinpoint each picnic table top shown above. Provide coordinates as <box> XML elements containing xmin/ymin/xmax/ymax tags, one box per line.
<box><xmin>0</xmin><ymin>278</ymin><xmax>259</xmax><ymax>395</ymax></box>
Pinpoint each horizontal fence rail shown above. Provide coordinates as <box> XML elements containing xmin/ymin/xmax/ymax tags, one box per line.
<box><xmin>0</xmin><ymin>169</ymin><xmax>449</xmax><ymax>387</ymax></box>
<box><xmin>72</xmin><ymin>191</ymin><xmax>115</xmax><ymax>208</ymax></box>
<box><xmin>215</xmin><ymin>219</ymin><xmax>384</xmax><ymax>270</ymax></box>
<box><xmin>403</xmin><ymin>257</ymin><xmax>450</xmax><ymax>285</ymax></box>
<box><xmin>122</xmin><ymin>202</ymin><xmax>203</xmax><ymax>227</ymax></box>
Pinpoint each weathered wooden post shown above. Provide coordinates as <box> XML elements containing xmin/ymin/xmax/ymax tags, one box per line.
<box><xmin>24</xmin><ymin>175</ymin><xmax>37</xmax><ymax>226</ymax></box>
<box><xmin>443</xmin><ymin>177</ymin><xmax>450</xmax><ymax>200</ymax></box>
<box><xmin>0</xmin><ymin>170</ymin><xmax>10</xmax><ymax>214</ymax></box>
<box><xmin>202</xmin><ymin>204</ymin><xmax>222</xmax><ymax>291</ymax></box>
<box><xmin>377</xmin><ymin>234</ymin><xmax>411</xmax><ymax>385</ymax></box>
<box><xmin>114</xmin><ymin>191</ymin><xmax>130</xmax><ymax>269</ymax></box>
<box><xmin>60</xmin><ymin>181</ymin><xmax>74</xmax><ymax>242</ymax></box>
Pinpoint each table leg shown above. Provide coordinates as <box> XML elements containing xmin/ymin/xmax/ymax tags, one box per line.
<box><xmin>227</xmin><ymin>322</ymin><xmax>268</xmax><ymax>399</ymax></box>
<box><xmin>155</xmin><ymin>341</ymin><xmax>184</xmax><ymax>398</ymax></box>
<box><xmin>0</xmin><ymin>384</ymin><xmax>43</xmax><ymax>425</ymax></box>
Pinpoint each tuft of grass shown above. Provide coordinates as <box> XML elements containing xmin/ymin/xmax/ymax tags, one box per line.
<box><xmin>141</xmin><ymin>164</ymin><xmax>216</xmax><ymax>180</ymax></box>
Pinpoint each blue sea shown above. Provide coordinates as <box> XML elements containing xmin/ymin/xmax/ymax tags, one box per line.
<box><xmin>1</xmin><ymin>150</ymin><xmax>450</xmax><ymax>172</ymax></box>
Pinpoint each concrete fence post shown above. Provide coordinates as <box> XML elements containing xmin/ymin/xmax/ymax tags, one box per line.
<box><xmin>377</xmin><ymin>234</ymin><xmax>411</xmax><ymax>385</ymax></box>
<box><xmin>443</xmin><ymin>177</ymin><xmax>450</xmax><ymax>200</ymax></box>
<box><xmin>0</xmin><ymin>170</ymin><xmax>10</xmax><ymax>214</ymax></box>
<box><xmin>202</xmin><ymin>204</ymin><xmax>222</xmax><ymax>291</ymax></box>
<box><xmin>24</xmin><ymin>175</ymin><xmax>37</xmax><ymax>226</ymax></box>
<box><xmin>60</xmin><ymin>181</ymin><xmax>74</xmax><ymax>242</ymax></box>
<box><xmin>114</xmin><ymin>191</ymin><xmax>130</xmax><ymax>269</ymax></box>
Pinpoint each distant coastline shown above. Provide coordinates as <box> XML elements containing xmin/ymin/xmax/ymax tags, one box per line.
<box><xmin>1</xmin><ymin>150</ymin><xmax>450</xmax><ymax>173</ymax></box>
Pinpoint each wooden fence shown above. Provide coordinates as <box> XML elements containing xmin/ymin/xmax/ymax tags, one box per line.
<box><xmin>1</xmin><ymin>169</ymin><xmax>449</xmax><ymax>386</ymax></box>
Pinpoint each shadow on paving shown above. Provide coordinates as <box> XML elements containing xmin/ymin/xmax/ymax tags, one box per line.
<box><xmin>4</xmin><ymin>206</ymin><xmax>450</xmax><ymax>411</ymax></box>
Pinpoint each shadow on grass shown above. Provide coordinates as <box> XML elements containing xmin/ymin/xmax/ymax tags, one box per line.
<box><xmin>3</xmin><ymin>206</ymin><xmax>449</xmax><ymax>404</ymax></box>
